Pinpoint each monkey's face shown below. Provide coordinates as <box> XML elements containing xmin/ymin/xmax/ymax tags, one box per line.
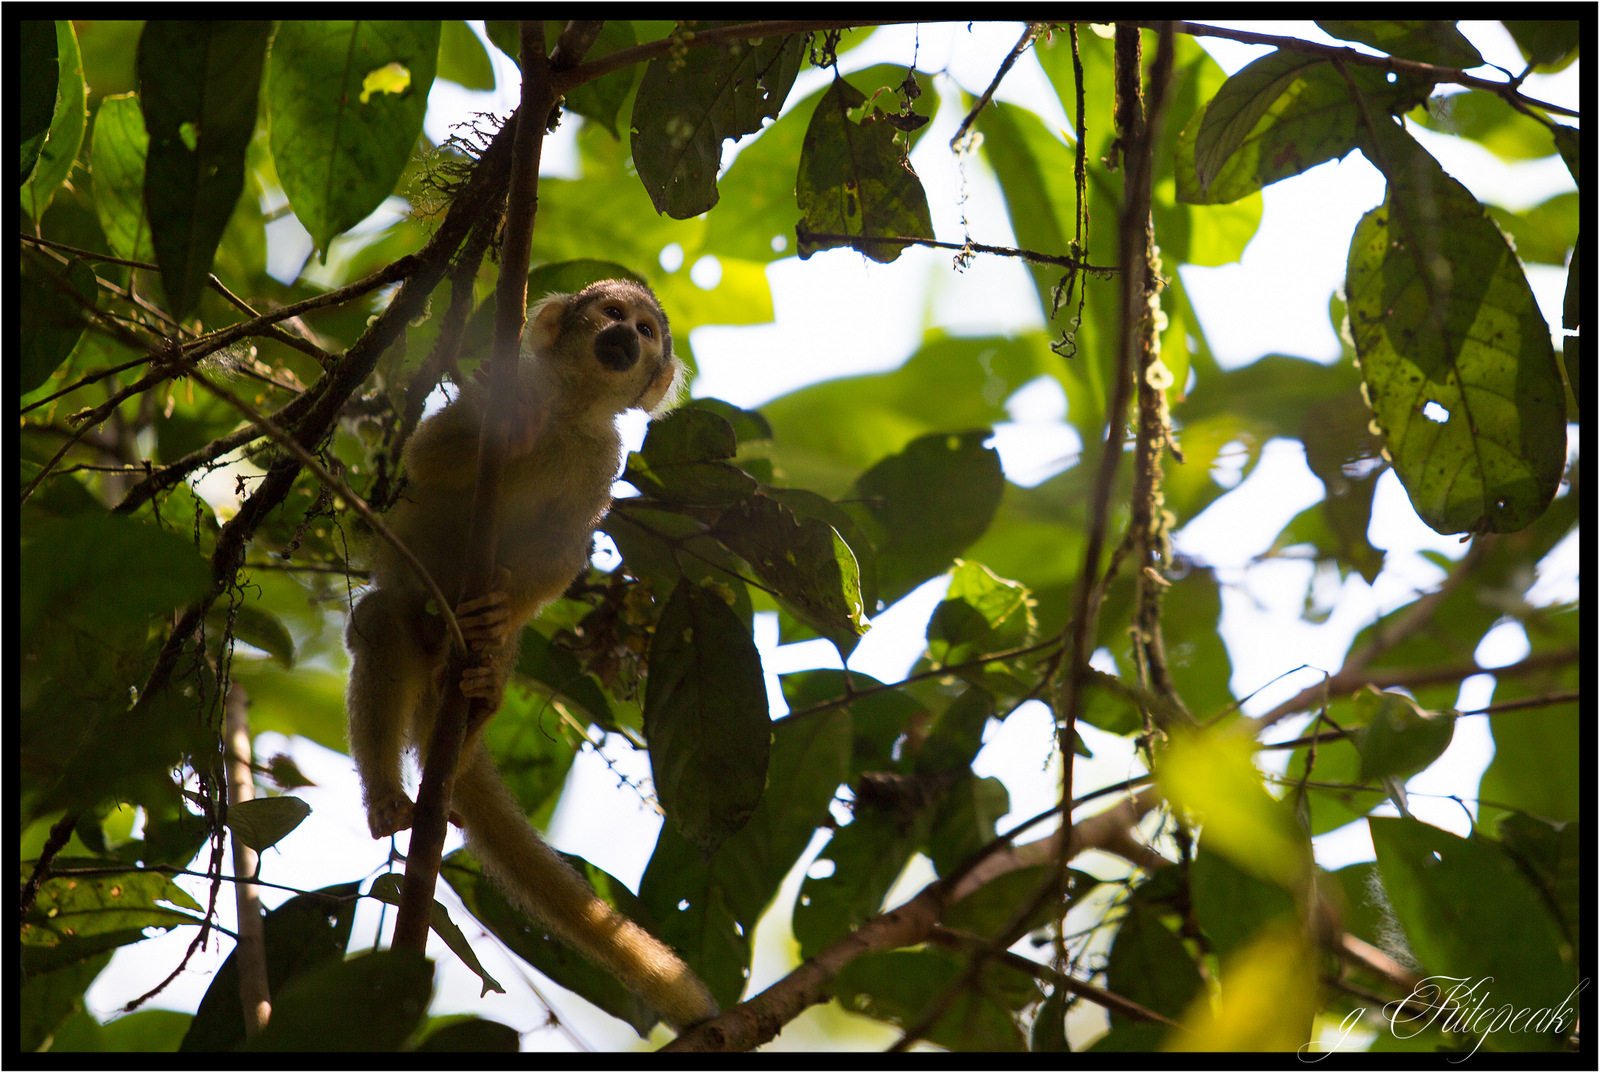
<box><xmin>527</xmin><ymin>280</ymin><xmax>681</xmax><ymax>417</ymax></box>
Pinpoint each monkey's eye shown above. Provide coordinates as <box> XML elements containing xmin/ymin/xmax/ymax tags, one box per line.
<box><xmin>603</xmin><ymin>305</ymin><xmax>625</xmax><ymax>320</ymax></box>
<box><xmin>639</xmin><ymin>324</ymin><xmax>654</xmax><ymax>339</ymax></box>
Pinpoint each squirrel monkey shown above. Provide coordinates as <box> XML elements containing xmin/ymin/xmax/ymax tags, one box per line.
<box><xmin>345</xmin><ymin>279</ymin><xmax>718</xmax><ymax>1030</ymax></box>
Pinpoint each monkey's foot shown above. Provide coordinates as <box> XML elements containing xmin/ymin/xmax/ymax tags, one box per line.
<box><xmin>367</xmin><ymin>793</ymin><xmax>415</xmax><ymax>838</ymax></box>
<box><xmin>457</xmin><ymin>569</ymin><xmax>514</xmax><ymax>651</ymax></box>
<box><xmin>459</xmin><ymin>659</ymin><xmax>507</xmax><ymax>707</ymax></box>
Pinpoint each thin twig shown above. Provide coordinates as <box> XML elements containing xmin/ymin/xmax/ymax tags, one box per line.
<box><xmin>795</xmin><ymin>227</ymin><xmax>1117</xmax><ymax>273</ymax></box>
<box><xmin>950</xmin><ymin>23</ymin><xmax>1041</xmax><ymax>147</ymax></box>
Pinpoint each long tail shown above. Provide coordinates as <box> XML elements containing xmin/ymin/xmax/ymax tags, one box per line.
<box><xmin>450</xmin><ymin>745</ymin><xmax>719</xmax><ymax>1031</ymax></box>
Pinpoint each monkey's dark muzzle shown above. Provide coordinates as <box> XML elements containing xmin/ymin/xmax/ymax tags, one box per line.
<box><xmin>594</xmin><ymin>324</ymin><xmax>640</xmax><ymax>371</ymax></box>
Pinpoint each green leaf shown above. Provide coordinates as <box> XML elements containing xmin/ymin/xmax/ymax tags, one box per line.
<box><xmin>245</xmin><ymin>949</ymin><xmax>433</xmax><ymax>1051</ymax></box>
<box><xmin>1551</xmin><ymin>124</ymin><xmax>1579</xmax><ymax>185</ymax></box>
<box><xmin>19</xmin><ymin>252</ymin><xmax>97</xmax><ymax>396</ymax></box>
<box><xmin>20</xmin><ymin>20</ymin><xmax>59</xmax><ymax>182</ymax></box>
<box><xmin>562</xmin><ymin>21</ymin><xmax>638</xmax><ymax>138</ymax></box>
<box><xmin>183</xmin><ymin>883</ymin><xmax>361</xmax><ymax>1050</ymax></box>
<box><xmin>137</xmin><ymin>21</ymin><xmax>270</xmax><ymax>319</ymax></box>
<box><xmin>1106</xmin><ymin>900</ymin><xmax>1202</xmax><ymax>1025</ymax></box>
<box><xmin>1288</xmin><ymin>723</ymin><xmax>1388</xmax><ymax>836</ymax></box>
<box><xmin>1182</xmin><ymin>50</ymin><xmax>1431</xmax><ymax>204</ymax></box>
<box><xmin>367</xmin><ymin>873</ymin><xmax>504</xmax><ymax>997</ymax></box>
<box><xmin>1369</xmin><ymin>816</ymin><xmax>1573</xmax><ymax>1048</ymax></box>
<box><xmin>1315</xmin><ymin>21</ymin><xmax>1483</xmax><ymax>68</ymax></box>
<box><xmin>1488</xmin><ymin>192</ymin><xmax>1577</xmax><ymax>266</ymax></box>
<box><xmin>1190</xmin><ymin>844</ymin><xmax>1298</xmax><ymax>958</ymax></box>
<box><xmin>926</xmin><ymin>560</ymin><xmax>1035</xmax><ymax>668</ymax></box>
<box><xmin>1419</xmin><ymin>90</ymin><xmax>1564</xmax><ymax>163</ymax></box>
<box><xmin>228</xmin><ymin>601</ymin><xmax>297</xmax><ymax>667</ymax></box>
<box><xmin>1502</xmin><ymin>20</ymin><xmax>1580</xmax><ymax>73</ymax></box>
<box><xmin>645</xmin><ymin>578</ymin><xmax>770</xmax><ymax>852</ymax></box>
<box><xmin>1347</xmin><ymin>116</ymin><xmax>1565</xmax><ymax>534</ymax></box>
<box><xmin>20</xmin><ymin>949</ymin><xmax>113</xmax><ymax>1052</ymax></box>
<box><xmin>22</xmin><ymin>858</ymin><xmax>202</xmax><ymax>960</ymax></box>
<box><xmin>792</xmin><ymin>799</ymin><xmax>929</xmax><ymax>961</ymax></box>
<box><xmin>267</xmin><ymin>21</ymin><xmax>440</xmax><ymax>255</ymax></box>
<box><xmin>22</xmin><ymin>21</ymin><xmax>85</xmax><ymax>223</ymax></box>
<box><xmin>1563</xmin><ymin>242</ymin><xmax>1579</xmax><ymax>329</ymax></box>
<box><xmin>834</xmin><ymin>948</ymin><xmax>1034</xmax><ymax>1051</ymax></box>
<box><xmin>514</xmin><ymin>628</ymin><xmax>618</xmax><ymax>731</ymax></box>
<box><xmin>1352</xmin><ymin>687</ymin><xmax>1454</xmax><ymax>781</ymax></box>
<box><xmin>852</xmin><ymin>429</ymin><xmax>1005</xmax><ymax>606</ymax></box>
<box><xmin>224</xmin><ymin>795</ymin><xmax>311</xmax><ymax>852</ymax></box>
<box><xmin>440</xmin><ymin>850</ymin><xmax>658</xmax><ymax>1036</ymax></box>
<box><xmin>1496</xmin><ymin>812</ymin><xmax>1579</xmax><ymax>949</ymax></box>
<box><xmin>1480</xmin><ymin>675</ymin><xmax>1579</xmax><ymax>824</ymax></box>
<box><xmin>945</xmin><ymin>866</ymin><xmax>1096</xmax><ymax>941</ymax></box>
<box><xmin>631</xmin><ymin>27</ymin><xmax>804</xmax><ymax>219</ymax></box>
<box><xmin>414</xmin><ymin>1017</ymin><xmax>520</xmax><ymax>1051</ymax></box>
<box><xmin>52</xmin><ymin>1008</ymin><xmax>194</xmax><ymax>1052</ymax></box>
<box><xmin>1159</xmin><ymin>728</ymin><xmax>1310</xmax><ymax>890</ymax></box>
<box><xmin>641</xmin><ymin>707</ymin><xmax>851</xmax><ymax>1009</ymax></box>
<box><xmin>711</xmin><ymin>493</ymin><xmax>866</xmax><ymax>654</ymax></box>
<box><xmin>781</xmin><ymin>669</ymin><xmax>922</xmax><ymax>779</ymax></box>
<box><xmin>625</xmin><ymin>407</ymin><xmax>756</xmax><ymax>507</ymax></box>
<box><xmin>435</xmin><ymin>20</ymin><xmax>494</xmax><ymax>91</ymax></box>
<box><xmin>795</xmin><ymin>76</ymin><xmax>935</xmax><ymax>264</ymax></box>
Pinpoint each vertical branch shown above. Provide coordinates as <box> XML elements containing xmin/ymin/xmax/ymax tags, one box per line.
<box><xmin>1125</xmin><ymin>25</ymin><xmax>1189</xmax><ymax>728</ymax></box>
<box><xmin>393</xmin><ymin>20</ymin><xmax>555</xmax><ymax>951</ymax></box>
<box><xmin>1056</xmin><ymin>20</ymin><xmax>1175</xmax><ymax>898</ymax></box>
<box><xmin>224</xmin><ymin>682</ymin><xmax>271</xmax><ymax>1036</ymax></box>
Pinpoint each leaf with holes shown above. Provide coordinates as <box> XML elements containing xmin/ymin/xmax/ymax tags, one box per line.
<box><xmin>631</xmin><ymin>27</ymin><xmax>805</xmax><ymax>219</ymax></box>
<box><xmin>267</xmin><ymin>21</ymin><xmax>439</xmax><ymax>255</ymax></box>
<box><xmin>796</xmin><ymin>77</ymin><xmax>934</xmax><ymax>263</ymax></box>
<box><xmin>1346</xmin><ymin>116</ymin><xmax>1565</xmax><ymax>534</ymax></box>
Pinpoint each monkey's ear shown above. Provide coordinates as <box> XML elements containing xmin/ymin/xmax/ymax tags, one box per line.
<box><xmin>524</xmin><ymin>292</ymin><xmax>571</xmax><ymax>352</ymax></box>
<box><xmin>638</xmin><ymin>358</ymin><xmax>685</xmax><ymax>417</ymax></box>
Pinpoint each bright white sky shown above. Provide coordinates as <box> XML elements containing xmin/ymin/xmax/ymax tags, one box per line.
<box><xmin>89</xmin><ymin>21</ymin><xmax>1579</xmax><ymax>1051</ymax></box>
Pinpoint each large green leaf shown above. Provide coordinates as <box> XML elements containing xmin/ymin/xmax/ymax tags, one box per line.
<box><xmin>1181</xmin><ymin>50</ymin><xmax>1430</xmax><ymax>205</ymax></box>
<box><xmin>795</xmin><ymin>77</ymin><xmax>934</xmax><ymax>263</ymax></box>
<box><xmin>20</xmin><ymin>20</ymin><xmax>60</xmax><ymax>183</ymax></box>
<box><xmin>22</xmin><ymin>21</ymin><xmax>85</xmax><ymax>223</ymax></box>
<box><xmin>792</xmin><ymin>797</ymin><xmax>930</xmax><ymax>961</ymax></box>
<box><xmin>1346</xmin><ymin>117</ymin><xmax>1565</xmax><ymax>534</ymax></box>
<box><xmin>19</xmin><ymin>252</ymin><xmax>97</xmax><ymax>396</ymax></box>
<box><xmin>834</xmin><ymin>948</ymin><xmax>1034</xmax><ymax>1051</ymax></box>
<box><xmin>1369</xmin><ymin>817</ymin><xmax>1572</xmax><ymax>1049</ymax></box>
<box><xmin>645</xmin><ymin>578</ymin><xmax>771</xmax><ymax>852</ymax></box>
<box><xmin>851</xmin><ymin>429</ymin><xmax>1005</xmax><ymax>606</ymax></box>
<box><xmin>90</xmin><ymin>94</ymin><xmax>154</xmax><ymax>262</ymax></box>
<box><xmin>711</xmin><ymin>493</ymin><xmax>866</xmax><ymax>654</ymax></box>
<box><xmin>1316</xmin><ymin>21</ymin><xmax>1482</xmax><ymax>68</ymax></box>
<box><xmin>631</xmin><ymin>26</ymin><xmax>804</xmax><ymax>219</ymax></box>
<box><xmin>182</xmin><ymin>883</ymin><xmax>360</xmax><ymax>1051</ymax></box>
<box><xmin>245</xmin><ymin>949</ymin><xmax>433</xmax><ymax>1051</ymax></box>
<box><xmin>702</xmin><ymin>65</ymin><xmax>936</xmax><ymax>265</ymax></box>
<box><xmin>1106</xmin><ymin>900</ymin><xmax>1202</xmax><ymax>1027</ymax></box>
<box><xmin>267</xmin><ymin>20</ymin><xmax>439</xmax><ymax>255</ymax></box>
<box><xmin>641</xmin><ymin>707</ymin><xmax>851</xmax><ymax>1009</ymax></box>
<box><xmin>138</xmin><ymin>20</ymin><xmax>270</xmax><ymax>318</ymax></box>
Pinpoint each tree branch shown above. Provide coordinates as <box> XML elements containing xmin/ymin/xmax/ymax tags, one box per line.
<box><xmin>393</xmin><ymin>21</ymin><xmax>555</xmax><ymax>951</ymax></box>
<box><xmin>224</xmin><ymin>683</ymin><xmax>271</xmax><ymax>1038</ymax></box>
